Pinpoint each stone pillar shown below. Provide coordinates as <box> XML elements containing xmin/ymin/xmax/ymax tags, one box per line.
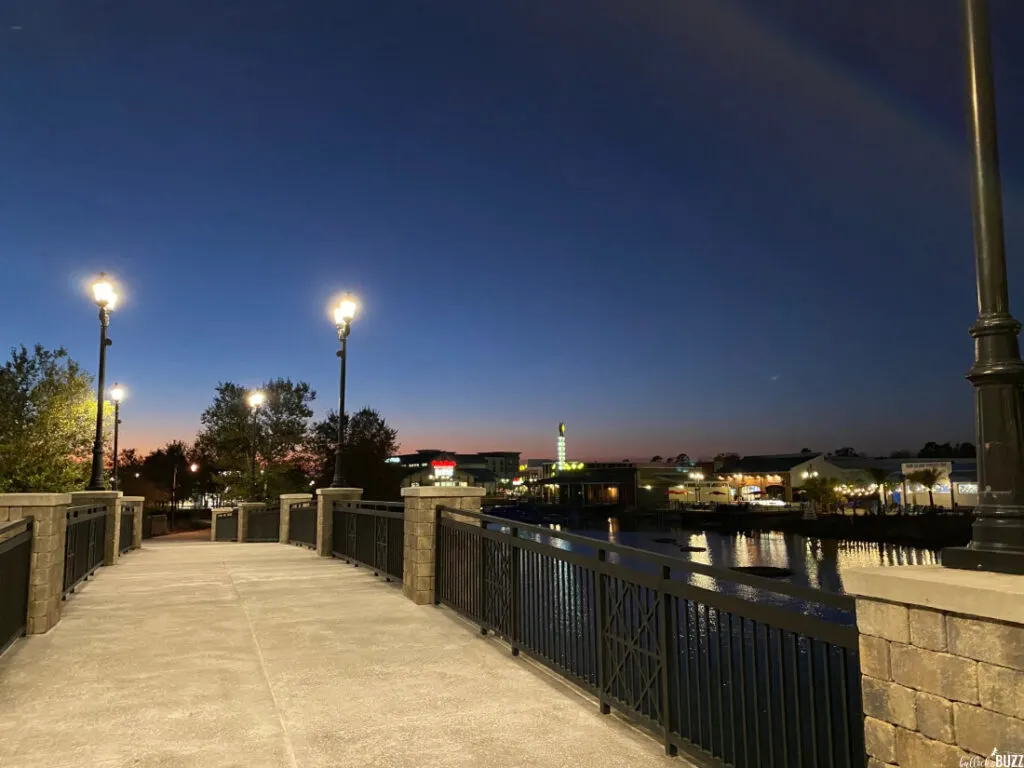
<box><xmin>235</xmin><ymin>502</ymin><xmax>265</xmax><ymax>543</ymax></box>
<box><xmin>315</xmin><ymin>488</ymin><xmax>362</xmax><ymax>557</ymax></box>
<box><xmin>122</xmin><ymin>496</ymin><xmax>145</xmax><ymax>549</ymax></box>
<box><xmin>846</xmin><ymin>565</ymin><xmax>1024</xmax><ymax>766</ymax></box>
<box><xmin>0</xmin><ymin>493</ymin><xmax>72</xmax><ymax>634</ymax></box>
<box><xmin>400</xmin><ymin>486</ymin><xmax>485</xmax><ymax>605</ymax></box>
<box><xmin>210</xmin><ymin>508</ymin><xmax>232</xmax><ymax>541</ymax></box>
<box><xmin>279</xmin><ymin>493</ymin><xmax>313</xmax><ymax>544</ymax></box>
<box><xmin>71</xmin><ymin>490</ymin><xmax>122</xmax><ymax>566</ymax></box>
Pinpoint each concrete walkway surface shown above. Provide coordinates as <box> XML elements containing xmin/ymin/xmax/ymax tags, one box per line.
<box><xmin>0</xmin><ymin>542</ymin><xmax>686</xmax><ymax>768</ymax></box>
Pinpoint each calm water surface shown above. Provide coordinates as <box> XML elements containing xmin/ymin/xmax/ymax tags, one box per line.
<box><xmin>498</xmin><ymin>518</ymin><xmax>940</xmax><ymax>623</ymax></box>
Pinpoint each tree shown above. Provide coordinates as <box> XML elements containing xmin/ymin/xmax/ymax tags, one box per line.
<box><xmin>195</xmin><ymin>379</ymin><xmax>315</xmax><ymax>500</ymax></box>
<box><xmin>907</xmin><ymin>468</ymin><xmax>944</xmax><ymax>510</ymax></box>
<box><xmin>307</xmin><ymin>408</ymin><xmax>400</xmax><ymax>499</ymax></box>
<box><xmin>954</xmin><ymin>442</ymin><xmax>976</xmax><ymax>458</ymax></box>
<box><xmin>0</xmin><ymin>345</ymin><xmax>103</xmax><ymax>492</ymax></box>
<box><xmin>650</xmin><ymin>455</ymin><xmax>664</xmax><ymax>463</ymax></box>
<box><xmin>918</xmin><ymin>441</ymin><xmax>953</xmax><ymax>458</ymax></box>
<box><xmin>802</xmin><ymin>476</ymin><xmax>840</xmax><ymax>510</ymax></box>
<box><xmin>671</xmin><ymin>453</ymin><xmax>690</xmax><ymax>465</ymax></box>
<box><xmin>800</xmin><ymin>448</ymin><xmax>814</xmax><ymax>454</ymax></box>
<box><xmin>863</xmin><ymin>467</ymin><xmax>893</xmax><ymax>514</ymax></box>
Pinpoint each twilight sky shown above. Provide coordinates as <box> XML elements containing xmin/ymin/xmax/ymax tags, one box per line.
<box><xmin>4</xmin><ymin>0</ymin><xmax>1024</xmax><ymax>461</ymax></box>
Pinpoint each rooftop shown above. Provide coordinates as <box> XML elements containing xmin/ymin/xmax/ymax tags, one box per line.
<box><xmin>722</xmin><ymin>453</ymin><xmax>822</xmax><ymax>474</ymax></box>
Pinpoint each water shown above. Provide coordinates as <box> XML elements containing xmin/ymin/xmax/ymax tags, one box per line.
<box><xmin>495</xmin><ymin>517</ymin><xmax>939</xmax><ymax>624</ymax></box>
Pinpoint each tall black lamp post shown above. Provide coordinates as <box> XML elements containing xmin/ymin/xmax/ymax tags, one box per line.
<box><xmin>944</xmin><ymin>0</ymin><xmax>1024</xmax><ymax>574</ymax></box>
<box><xmin>110</xmin><ymin>384</ymin><xmax>124</xmax><ymax>490</ymax></box>
<box><xmin>247</xmin><ymin>391</ymin><xmax>265</xmax><ymax>496</ymax></box>
<box><xmin>331</xmin><ymin>295</ymin><xmax>357</xmax><ymax>487</ymax></box>
<box><xmin>87</xmin><ymin>273</ymin><xmax>118</xmax><ymax>491</ymax></box>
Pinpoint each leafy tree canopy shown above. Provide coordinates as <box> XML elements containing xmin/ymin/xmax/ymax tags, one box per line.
<box><xmin>307</xmin><ymin>408</ymin><xmax>401</xmax><ymax>499</ymax></box>
<box><xmin>0</xmin><ymin>345</ymin><xmax>104</xmax><ymax>492</ymax></box>
<box><xmin>917</xmin><ymin>441</ymin><xmax>975</xmax><ymax>459</ymax></box>
<box><xmin>195</xmin><ymin>379</ymin><xmax>315</xmax><ymax>500</ymax></box>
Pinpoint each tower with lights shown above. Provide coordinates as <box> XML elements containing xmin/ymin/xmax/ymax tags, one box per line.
<box><xmin>557</xmin><ymin>422</ymin><xmax>566</xmax><ymax>470</ymax></box>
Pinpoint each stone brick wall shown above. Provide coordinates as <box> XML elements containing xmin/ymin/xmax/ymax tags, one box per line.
<box><xmin>122</xmin><ymin>496</ymin><xmax>145</xmax><ymax>549</ymax></box>
<box><xmin>0</xmin><ymin>494</ymin><xmax>72</xmax><ymax>634</ymax></box>
<box><xmin>858</xmin><ymin>597</ymin><xmax>1024</xmax><ymax>767</ymax></box>
<box><xmin>400</xmin><ymin>486</ymin><xmax>484</xmax><ymax>605</ymax></box>
<box><xmin>279</xmin><ymin>494</ymin><xmax>313</xmax><ymax>544</ymax></box>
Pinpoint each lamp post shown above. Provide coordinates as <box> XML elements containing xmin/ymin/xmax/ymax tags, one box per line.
<box><xmin>247</xmin><ymin>391</ymin><xmax>265</xmax><ymax>496</ymax></box>
<box><xmin>944</xmin><ymin>0</ymin><xmax>1024</xmax><ymax>574</ymax></box>
<box><xmin>87</xmin><ymin>273</ymin><xmax>118</xmax><ymax>490</ymax></box>
<box><xmin>110</xmin><ymin>384</ymin><xmax>124</xmax><ymax>490</ymax></box>
<box><xmin>689</xmin><ymin>471</ymin><xmax>704</xmax><ymax>504</ymax></box>
<box><xmin>331</xmin><ymin>295</ymin><xmax>357</xmax><ymax>488</ymax></box>
<box><xmin>170</xmin><ymin>461</ymin><xmax>199</xmax><ymax>529</ymax></box>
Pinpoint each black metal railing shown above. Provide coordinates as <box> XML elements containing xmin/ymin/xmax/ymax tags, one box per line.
<box><xmin>331</xmin><ymin>501</ymin><xmax>404</xmax><ymax>581</ymax></box>
<box><xmin>247</xmin><ymin>505</ymin><xmax>281</xmax><ymax>542</ymax></box>
<box><xmin>0</xmin><ymin>520</ymin><xmax>33</xmax><ymax>655</ymax></box>
<box><xmin>435</xmin><ymin>508</ymin><xmax>864</xmax><ymax>768</ymax></box>
<box><xmin>288</xmin><ymin>502</ymin><xmax>317</xmax><ymax>549</ymax></box>
<box><xmin>215</xmin><ymin>510</ymin><xmax>238</xmax><ymax>541</ymax></box>
<box><xmin>63</xmin><ymin>505</ymin><xmax>107</xmax><ymax>597</ymax></box>
<box><xmin>119</xmin><ymin>507</ymin><xmax>134</xmax><ymax>554</ymax></box>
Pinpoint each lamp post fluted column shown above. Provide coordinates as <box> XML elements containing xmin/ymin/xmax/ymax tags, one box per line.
<box><xmin>246</xmin><ymin>390</ymin><xmax>265</xmax><ymax>499</ymax></box>
<box><xmin>332</xmin><ymin>324</ymin><xmax>350</xmax><ymax>487</ymax></box>
<box><xmin>87</xmin><ymin>274</ymin><xmax>117</xmax><ymax>491</ymax></box>
<box><xmin>110</xmin><ymin>385</ymin><xmax>123</xmax><ymax>491</ymax></box>
<box><xmin>944</xmin><ymin>0</ymin><xmax>1024</xmax><ymax>574</ymax></box>
<box><xmin>331</xmin><ymin>295</ymin><xmax>357</xmax><ymax>488</ymax></box>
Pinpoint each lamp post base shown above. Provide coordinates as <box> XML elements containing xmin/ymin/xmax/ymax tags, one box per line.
<box><xmin>943</xmin><ymin>543</ymin><xmax>1024</xmax><ymax>575</ymax></box>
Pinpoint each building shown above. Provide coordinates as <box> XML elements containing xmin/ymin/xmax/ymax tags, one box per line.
<box><xmin>527</xmin><ymin>459</ymin><xmax>702</xmax><ymax>508</ymax></box>
<box><xmin>713</xmin><ymin>453</ymin><xmax>845</xmax><ymax>502</ymax></box>
<box><xmin>389</xmin><ymin>449</ymin><xmax>521</xmax><ymax>495</ymax></box>
<box><xmin>899</xmin><ymin>459</ymin><xmax>978</xmax><ymax>509</ymax></box>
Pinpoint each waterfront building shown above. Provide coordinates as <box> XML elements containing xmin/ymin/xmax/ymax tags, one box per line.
<box><xmin>389</xmin><ymin>449</ymin><xmax>520</xmax><ymax>494</ymax></box>
<box><xmin>714</xmin><ymin>453</ymin><xmax>844</xmax><ymax>502</ymax></box>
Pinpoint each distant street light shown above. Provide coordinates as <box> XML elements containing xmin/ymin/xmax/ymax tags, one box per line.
<box><xmin>945</xmin><ymin>0</ymin><xmax>1024</xmax><ymax>574</ymax></box>
<box><xmin>190</xmin><ymin>463</ymin><xmax>199</xmax><ymax>473</ymax></box>
<box><xmin>87</xmin><ymin>273</ymin><xmax>118</xmax><ymax>490</ymax></box>
<box><xmin>110</xmin><ymin>384</ymin><xmax>124</xmax><ymax>490</ymax></box>
<box><xmin>247</xmin><ymin>391</ymin><xmax>265</xmax><ymax>495</ymax></box>
<box><xmin>331</xmin><ymin>295</ymin><xmax>357</xmax><ymax>487</ymax></box>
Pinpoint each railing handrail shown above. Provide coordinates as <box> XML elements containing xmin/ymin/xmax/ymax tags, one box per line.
<box><xmin>437</xmin><ymin>505</ymin><xmax>854</xmax><ymax>612</ymax></box>
<box><xmin>66</xmin><ymin>505</ymin><xmax>107</xmax><ymax>523</ymax></box>
<box><xmin>0</xmin><ymin>518</ymin><xmax>32</xmax><ymax>538</ymax></box>
<box><xmin>335</xmin><ymin>500</ymin><xmax>404</xmax><ymax>519</ymax></box>
<box><xmin>0</xmin><ymin>519</ymin><xmax>32</xmax><ymax>556</ymax></box>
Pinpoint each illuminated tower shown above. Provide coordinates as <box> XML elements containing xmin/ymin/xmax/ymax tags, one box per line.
<box><xmin>557</xmin><ymin>422</ymin><xmax>566</xmax><ymax>470</ymax></box>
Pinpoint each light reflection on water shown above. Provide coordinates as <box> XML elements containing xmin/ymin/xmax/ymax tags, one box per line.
<box><xmin>493</xmin><ymin>519</ymin><xmax>939</xmax><ymax>624</ymax></box>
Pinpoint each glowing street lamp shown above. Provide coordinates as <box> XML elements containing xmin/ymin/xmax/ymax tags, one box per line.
<box><xmin>247</xmin><ymin>391</ymin><xmax>265</xmax><ymax>493</ymax></box>
<box><xmin>87</xmin><ymin>272</ymin><xmax>119</xmax><ymax>490</ymax></box>
<box><xmin>331</xmin><ymin>294</ymin><xmax>357</xmax><ymax>487</ymax></box>
<box><xmin>110</xmin><ymin>384</ymin><xmax>124</xmax><ymax>490</ymax></box>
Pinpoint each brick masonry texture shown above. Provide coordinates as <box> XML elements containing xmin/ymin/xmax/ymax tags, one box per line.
<box><xmin>855</xmin><ymin>593</ymin><xmax>1024</xmax><ymax>766</ymax></box>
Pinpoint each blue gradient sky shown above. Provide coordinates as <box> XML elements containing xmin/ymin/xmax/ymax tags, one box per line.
<box><xmin>4</xmin><ymin>0</ymin><xmax>1024</xmax><ymax>460</ymax></box>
